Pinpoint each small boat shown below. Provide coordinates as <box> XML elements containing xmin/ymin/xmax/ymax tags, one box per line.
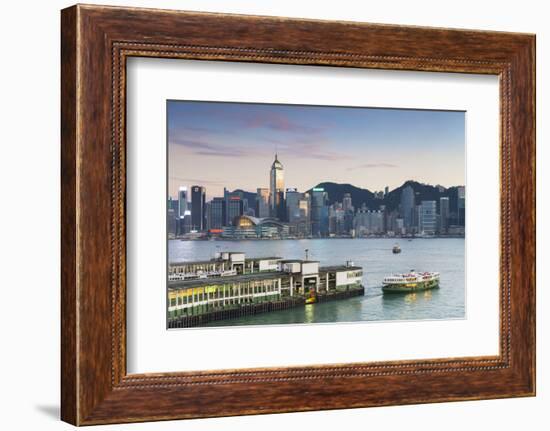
<box><xmin>392</xmin><ymin>244</ymin><xmax>401</xmax><ymax>254</ymax></box>
<box><xmin>305</xmin><ymin>290</ymin><xmax>317</xmax><ymax>304</ymax></box>
<box><xmin>382</xmin><ymin>270</ymin><xmax>440</xmax><ymax>293</ymax></box>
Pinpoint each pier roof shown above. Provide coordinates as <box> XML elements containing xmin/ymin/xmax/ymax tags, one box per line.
<box><xmin>246</xmin><ymin>256</ymin><xmax>282</xmax><ymax>261</ymax></box>
<box><xmin>169</xmin><ymin>256</ymin><xmax>283</xmax><ymax>267</ymax></box>
<box><xmin>279</xmin><ymin>259</ymin><xmax>320</xmax><ymax>263</ymax></box>
<box><xmin>320</xmin><ymin>265</ymin><xmax>363</xmax><ymax>272</ymax></box>
<box><xmin>168</xmin><ymin>271</ymin><xmax>288</xmax><ymax>290</ymax></box>
<box><xmin>169</xmin><ymin>259</ymin><xmax>216</xmax><ymax>267</ymax></box>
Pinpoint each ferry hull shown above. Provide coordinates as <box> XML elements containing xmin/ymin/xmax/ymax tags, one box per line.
<box><xmin>382</xmin><ymin>279</ymin><xmax>439</xmax><ymax>293</ymax></box>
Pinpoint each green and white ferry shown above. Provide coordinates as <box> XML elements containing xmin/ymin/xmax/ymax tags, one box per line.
<box><xmin>382</xmin><ymin>271</ymin><xmax>440</xmax><ymax>293</ymax></box>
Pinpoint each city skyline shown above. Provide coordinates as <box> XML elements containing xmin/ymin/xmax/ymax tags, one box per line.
<box><xmin>167</xmin><ymin>151</ymin><xmax>465</xmax><ymax>239</ymax></box>
<box><xmin>168</xmin><ymin>100</ymin><xmax>465</xmax><ymax>200</ymax></box>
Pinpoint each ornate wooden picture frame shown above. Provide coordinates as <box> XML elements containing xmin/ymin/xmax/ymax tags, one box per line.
<box><xmin>61</xmin><ymin>4</ymin><xmax>535</xmax><ymax>425</ymax></box>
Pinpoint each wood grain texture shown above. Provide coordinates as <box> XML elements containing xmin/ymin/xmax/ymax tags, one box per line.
<box><xmin>60</xmin><ymin>4</ymin><xmax>536</xmax><ymax>425</ymax></box>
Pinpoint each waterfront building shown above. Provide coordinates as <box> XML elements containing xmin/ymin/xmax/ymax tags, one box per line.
<box><xmin>285</xmin><ymin>188</ymin><xmax>300</xmax><ymax>221</ymax></box>
<box><xmin>256</xmin><ymin>188</ymin><xmax>270</xmax><ymax>218</ymax></box>
<box><xmin>286</xmin><ymin>189</ymin><xmax>310</xmax><ymax>236</ymax></box>
<box><xmin>168</xmin><ymin>196</ymin><xmax>179</xmax><ymax>213</ymax></box>
<box><xmin>169</xmin><ymin>252</ymin><xmax>281</xmax><ymax>279</ymax></box>
<box><xmin>222</xmin><ymin>215</ymin><xmax>290</xmax><ymax>239</ymax></box>
<box><xmin>191</xmin><ymin>185</ymin><xmax>206</xmax><ymax>231</ymax></box>
<box><xmin>311</xmin><ymin>187</ymin><xmax>329</xmax><ymax>237</ymax></box>
<box><xmin>269</xmin><ymin>154</ymin><xmax>285</xmax><ymax>218</ymax></box>
<box><xmin>458</xmin><ymin>186</ymin><xmax>466</xmax><ymax>227</ymax></box>
<box><xmin>168</xmin><ymin>197</ymin><xmax>179</xmax><ymax>237</ymax></box>
<box><xmin>178</xmin><ymin>186</ymin><xmax>188</xmax><ymax>218</ymax></box>
<box><xmin>354</xmin><ymin>209</ymin><xmax>384</xmax><ymax>236</ymax></box>
<box><xmin>395</xmin><ymin>217</ymin><xmax>405</xmax><ymax>235</ymax></box>
<box><xmin>414</xmin><ymin>204</ymin><xmax>422</xmax><ymax>233</ymax></box>
<box><xmin>448</xmin><ymin>225</ymin><xmax>466</xmax><ymax>236</ymax></box>
<box><xmin>167</xmin><ymin>253</ymin><xmax>363</xmax><ymax>321</ymax></box>
<box><xmin>440</xmin><ymin>196</ymin><xmax>450</xmax><ymax>234</ymax></box>
<box><xmin>342</xmin><ymin>193</ymin><xmax>353</xmax><ymax>212</ymax></box>
<box><xmin>420</xmin><ymin>200</ymin><xmax>437</xmax><ymax>235</ymax></box>
<box><xmin>400</xmin><ymin>185</ymin><xmax>415</xmax><ymax>231</ymax></box>
<box><xmin>329</xmin><ymin>203</ymin><xmax>346</xmax><ymax>236</ymax></box>
<box><xmin>207</xmin><ymin>197</ymin><xmax>225</xmax><ymax>230</ymax></box>
<box><xmin>274</xmin><ymin>190</ymin><xmax>286</xmax><ymax>221</ymax></box>
<box><xmin>167</xmin><ymin>208</ymin><xmax>177</xmax><ymax>238</ymax></box>
<box><xmin>297</xmin><ymin>196</ymin><xmax>311</xmax><ymax>236</ymax></box>
<box><xmin>177</xmin><ymin>210</ymin><xmax>192</xmax><ymax>235</ymax></box>
<box><xmin>225</xmin><ymin>196</ymin><xmax>244</xmax><ymax>226</ymax></box>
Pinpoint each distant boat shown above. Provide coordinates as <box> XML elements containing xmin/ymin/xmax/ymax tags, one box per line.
<box><xmin>392</xmin><ymin>244</ymin><xmax>401</xmax><ymax>254</ymax></box>
<box><xmin>382</xmin><ymin>271</ymin><xmax>440</xmax><ymax>293</ymax></box>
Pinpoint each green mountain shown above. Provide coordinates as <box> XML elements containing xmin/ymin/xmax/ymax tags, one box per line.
<box><xmin>233</xmin><ymin>180</ymin><xmax>463</xmax><ymax>214</ymax></box>
<box><xmin>308</xmin><ymin>180</ymin><xmax>463</xmax><ymax>213</ymax></box>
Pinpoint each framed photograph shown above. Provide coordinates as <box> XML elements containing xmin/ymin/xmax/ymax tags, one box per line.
<box><xmin>61</xmin><ymin>4</ymin><xmax>536</xmax><ymax>425</ymax></box>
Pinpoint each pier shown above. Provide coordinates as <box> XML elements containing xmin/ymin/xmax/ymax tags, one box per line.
<box><xmin>167</xmin><ymin>252</ymin><xmax>364</xmax><ymax>327</ymax></box>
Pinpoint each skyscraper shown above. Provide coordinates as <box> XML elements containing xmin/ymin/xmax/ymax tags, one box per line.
<box><xmin>191</xmin><ymin>185</ymin><xmax>206</xmax><ymax>231</ymax></box>
<box><xmin>269</xmin><ymin>154</ymin><xmax>285</xmax><ymax>218</ymax></box>
<box><xmin>457</xmin><ymin>186</ymin><xmax>466</xmax><ymax>227</ymax></box>
<box><xmin>440</xmin><ymin>196</ymin><xmax>450</xmax><ymax>234</ymax></box>
<box><xmin>285</xmin><ymin>188</ymin><xmax>301</xmax><ymax>222</ymax></box>
<box><xmin>354</xmin><ymin>209</ymin><xmax>384</xmax><ymax>236</ymax></box>
<box><xmin>311</xmin><ymin>187</ymin><xmax>329</xmax><ymax>237</ymax></box>
<box><xmin>226</xmin><ymin>196</ymin><xmax>244</xmax><ymax>226</ymax></box>
<box><xmin>178</xmin><ymin>186</ymin><xmax>188</xmax><ymax>218</ymax></box>
<box><xmin>168</xmin><ymin>196</ymin><xmax>179</xmax><ymax>214</ymax></box>
<box><xmin>286</xmin><ymin>188</ymin><xmax>310</xmax><ymax>236</ymax></box>
<box><xmin>256</xmin><ymin>188</ymin><xmax>270</xmax><ymax>218</ymax></box>
<box><xmin>420</xmin><ymin>200</ymin><xmax>437</xmax><ymax>235</ymax></box>
<box><xmin>342</xmin><ymin>193</ymin><xmax>353</xmax><ymax>212</ymax></box>
<box><xmin>177</xmin><ymin>210</ymin><xmax>192</xmax><ymax>236</ymax></box>
<box><xmin>167</xmin><ymin>208</ymin><xmax>177</xmax><ymax>237</ymax></box>
<box><xmin>400</xmin><ymin>185</ymin><xmax>415</xmax><ymax>231</ymax></box>
<box><xmin>207</xmin><ymin>197</ymin><xmax>226</xmax><ymax>229</ymax></box>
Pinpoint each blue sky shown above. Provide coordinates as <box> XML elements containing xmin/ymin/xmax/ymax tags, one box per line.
<box><xmin>168</xmin><ymin>100</ymin><xmax>465</xmax><ymax>199</ymax></box>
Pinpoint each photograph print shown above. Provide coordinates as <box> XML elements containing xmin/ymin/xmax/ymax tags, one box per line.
<box><xmin>167</xmin><ymin>101</ymin><xmax>466</xmax><ymax>329</ymax></box>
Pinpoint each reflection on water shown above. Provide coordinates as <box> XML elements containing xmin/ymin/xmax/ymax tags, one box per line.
<box><xmin>168</xmin><ymin>238</ymin><xmax>465</xmax><ymax>326</ymax></box>
<box><xmin>404</xmin><ymin>293</ymin><xmax>418</xmax><ymax>303</ymax></box>
<box><xmin>304</xmin><ymin>304</ymin><xmax>315</xmax><ymax>324</ymax></box>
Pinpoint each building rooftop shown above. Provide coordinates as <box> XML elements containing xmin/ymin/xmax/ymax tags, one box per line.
<box><xmin>279</xmin><ymin>259</ymin><xmax>320</xmax><ymax>264</ymax></box>
<box><xmin>168</xmin><ymin>271</ymin><xmax>288</xmax><ymax>290</ymax></box>
<box><xmin>246</xmin><ymin>256</ymin><xmax>282</xmax><ymax>261</ymax></box>
<box><xmin>169</xmin><ymin>255</ymin><xmax>283</xmax><ymax>267</ymax></box>
<box><xmin>169</xmin><ymin>259</ymin><xmax>218</xmax><ymax>267</ymax></box>
<box><xmin>320</xmin><ymin>265</ymin><xmax>363</xmax><ymax>272</ymax></box>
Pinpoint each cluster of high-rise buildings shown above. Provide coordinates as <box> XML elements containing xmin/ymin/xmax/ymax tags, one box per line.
<box><xmin>391</xmin><ymin>184</ymin><xmax>465</xmax><ymax>236</ymax></box>
<box><xmin>168</xmin><ymin>155</ymin><xmax>465</xmax><ymax>239</ymax></box>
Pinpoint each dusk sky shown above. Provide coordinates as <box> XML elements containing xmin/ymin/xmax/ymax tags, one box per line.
<box><xmin>168</xmin><ymin>100</ymin><xmax>465</xmax><ymax>200</ymax></box>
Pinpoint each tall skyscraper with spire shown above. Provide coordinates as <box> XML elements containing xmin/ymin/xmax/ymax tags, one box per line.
<box><xmin>269</xmin><ymin>154</ymin><xmax>285</xmax><ymax>219</ymax></box>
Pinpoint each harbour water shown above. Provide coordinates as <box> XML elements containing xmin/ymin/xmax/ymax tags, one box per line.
<box><xmin>168</xmin><ymin>238</ymin><xmax>465</xmax><ymax>327</ymax></box>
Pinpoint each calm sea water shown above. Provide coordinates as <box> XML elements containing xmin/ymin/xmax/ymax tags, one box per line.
<box><xmin>168</xmin><ymin>238</ymin><xmax>465</xmax><ymax>326</ymax></box>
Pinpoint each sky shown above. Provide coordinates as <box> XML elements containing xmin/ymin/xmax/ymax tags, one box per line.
<box><xmin>168</xmin><ymin>100</ymin><xmax>465</xmax><ymax>200</ymax></box>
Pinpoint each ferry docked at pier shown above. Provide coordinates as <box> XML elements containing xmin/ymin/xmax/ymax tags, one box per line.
<box><xmin>382</xmin><ymin>271</ymin><xmax>440</xmax><ymax>293</ymax></box>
